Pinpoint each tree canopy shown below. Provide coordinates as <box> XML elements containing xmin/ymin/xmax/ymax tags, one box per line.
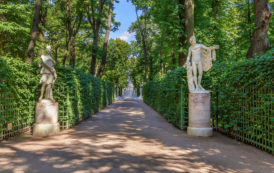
<box><xmin>0</xmin><ymin>0</ymin><xmax>272</xmax><ymax>90</ymax></box>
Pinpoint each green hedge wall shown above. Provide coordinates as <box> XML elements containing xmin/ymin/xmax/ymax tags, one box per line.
<box><xmin>143</xmin><ymin>49</ymin><xmax>273</xmax><ymax>154</ymax></box>
<box><xmin>0</xmin><ymin>57</ymin><xmax>114</xmax><ymax>140</ymax></box>
<box><xmin>143</xmin><ymin>68</ymin><xmax>188</xmax><ymax>129</ymax></box>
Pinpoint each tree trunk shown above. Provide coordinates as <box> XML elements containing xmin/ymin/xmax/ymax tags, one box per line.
<box><xmin>185</xmin><ymin>0</ymin><xmax>194</xmax><ymax>45</ymax></box>
<box><xmin>38</xmin><ymin>0</ymin><xmax>49</xmax><ymax>57</ymax></box>
<box><xmin>87</xmin><ymin>0</ymin><xmax>105</xmax><ymax>75</ymax></box>
<box><xmin>247</xmin><ymin>0</ymin><xmax>252</xmax><ymax>40</ymax></box>
<box><xmin>178</xmin><ymin>0</ymin><xmax>187</xmax><ymax>66</ymax></box>
<box><xmin>66</xmin><ymin>0</ymin><xmax>82</xmax><ymax>68</ymax></box>
<box><xmin>26</xmin><ymin>0</ymin><xmax>42</xmax><ymax>63</ymax></box>
<box><xmin>135</xmin><ymin>7</ymin><xmax>149</xmax><ymax>81</ymax></box>
<box><xmin>0</xmin><ymin>0</ymin><xmax>7</xmax><ymax>56</ymax></box>
<box><xmin>97</xmin><ymin>0</ymin><xmax>114</xmax><ymax>78</ymax></box>
<box><xmin>247</xmin><ymin>0</ymin><xmax>272</xmax><ymax>58</ymax></box>
<box><xmin>63</xmin><ymin>37</ymin><xmax>69</xmax><ymax>65</ymax></box>
<box><xmin>90</xmin><ymin>33</ymin><xmax>99</xmax><ymax>75</ymax></box>
<box><xmin>69</xmin><ymin>36</ymin><xmax>76</xmax><ymax>67</ymax></box>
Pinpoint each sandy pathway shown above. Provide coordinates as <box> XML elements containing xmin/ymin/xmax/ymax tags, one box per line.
<box><xmin>0</xmin><ymin>100</ymin><xmax>273</xmax><ymax>173</ymax></box>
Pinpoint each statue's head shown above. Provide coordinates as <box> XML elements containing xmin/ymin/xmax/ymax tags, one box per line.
<box><xmin>189</xmin><ymin>36</ymin><xmax>196</xmax><ymax>45</ymax></box>
<box><xmin>46</xmin><ymin>45</ymin><xmax>51</xmax><ymax>53</ymax></box>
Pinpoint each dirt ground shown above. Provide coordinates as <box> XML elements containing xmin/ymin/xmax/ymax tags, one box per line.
<box><xmin>0</xmin><ymin>100</ymin><xmax>273</xmax><ymax>173</ymax></box>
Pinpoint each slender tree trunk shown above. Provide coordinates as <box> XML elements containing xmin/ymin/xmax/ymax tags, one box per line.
<box><xmin>66</xmin><ymin>0</ymin><xmax>82</xmax><ymax>68</ymax></box>
<box><xmin>185</xmin><ymin>0</ymin><xmax>194</xmax><ymax>45</ymax></box>
<box><xmin>38</xmin><ymin>0</ymin><xmax>49</xmax><ymax>57</ymax></box>
<box><xmin>135</xmin><ymin>7</ymin><xmax>149</xmax><ymax>81</ymax></box>
<box><xmin>90</xmin><ymin>32</ymin><xmax>99</xmax><ymax>75</ymax></box>
<box><xmin>211</xmin><ymin>0</ymin><xmax>222</xmax><ymax>57</ymax></box>
<box><xmin>247</xmin><ymin>0</ymin><xmax>272</xmax><ymax>58</ymax></box>
<box><xmin>26</xmin><ymin>0</ymin><xmax>42</xmax><ymax>63</ymax></box>
<box><xmin>87</xmin><ymin>0</ymin><xmax>105</xmax><ymax>75</ymax></box>
<box><xmin>178</xmin><ymin>0</ymin><xmax>186</xmax><ymax>66</ymax></box>
<box><xmin>247</xmin><ymin>0</ymin><xmax>252</xmax><ymax>40</ymax></box>
<box><xmin>211</xmin><ymin>0</ymin><xmax>220</xmax><ymax>36</ymax></box>
<box><xmin>65</xmin><ymin>0</ymin><xmax>74</xmax><ymax>68</ymax></box>
<box><xmin>97</xmin><ymin>0</ymin><xmax>114</xmax><ymax>78</ymax></box>
<box><xmin>63</xmin><ymin>36</ymin><xmax>69</xmax><ymax>65</ymax></box>
<box><xmin>69</xmin><ymin>36</ymin><xmax>76</xmax><ymax>67</ymax></box>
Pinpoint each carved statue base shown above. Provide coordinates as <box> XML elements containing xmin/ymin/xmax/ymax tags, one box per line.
<box><xmin>33</xmin><ymin>99</ymin><xmax>60</xmax><ymax>137</ymax></box>
<box><xmin>187</xmin><ymin>93</ymin><xmax>213</xmax><ymax>137</ymax></box>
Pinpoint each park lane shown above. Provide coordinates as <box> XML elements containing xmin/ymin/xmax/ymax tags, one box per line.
<box><xmin>0</xmin><ymin>100</ymin><xmax>273</xmax><ymax>173</ymax></box>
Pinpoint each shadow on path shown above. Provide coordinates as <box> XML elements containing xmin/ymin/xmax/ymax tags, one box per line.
<box><xmin>0</xmin><ymin>100</ymin><xmax>273</xmax><ymax>173</ymax></box>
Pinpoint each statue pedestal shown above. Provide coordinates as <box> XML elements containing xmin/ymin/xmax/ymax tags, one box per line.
<box><xmin>33</xmin><ymin>100</ymin><xmax>60</xmax><ymax>137</ymax></box>
<box><xmin>187</xmin><ymin>93</ymin><xmax>213</xmax><ymax>137</ymax></box>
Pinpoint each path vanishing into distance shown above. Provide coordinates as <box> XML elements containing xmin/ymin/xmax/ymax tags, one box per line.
<box><xmin>0</xmin><ymin>100</ymin><xmax>273</xmax><ymax>173</ymax></box>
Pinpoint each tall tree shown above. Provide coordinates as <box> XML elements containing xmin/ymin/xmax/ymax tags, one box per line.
<box><xmin>97</xmin><ymin>0</ymin><xmax>114</xmax><ymax>78</ymax></box>
<box><xmin>65</xmin><ymin>0</ymin><xmax>83</xmax><ymax>68</ymax></box>
<box><xmin>26</xmin><ymin>0</ymin><xmax>42</xmax><ymax>63</ymax></box>
<box><xmin>247</xmin><ymin>0</ymin><xmax>272</xmax><ymax>58</ymax></box>
<box><xmin>135</xmin><ymin>6</ymin><xmax>149</xmax><ymax>80</ymax></box>
<box><xmin>86</xmin><ymin>0</ymin><xmax>106</xmax><ymax>75</ymax></box>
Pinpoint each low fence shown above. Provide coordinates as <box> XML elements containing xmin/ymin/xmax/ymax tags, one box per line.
<box><xmin>0</xmin><ymin>58</ymin><xmax>114</xmax><ymax>140</ymax></box>
<box><xmin>212</xmin><ymin>86</ymin><xmax>273</xmax><ymax>154</ymax></box>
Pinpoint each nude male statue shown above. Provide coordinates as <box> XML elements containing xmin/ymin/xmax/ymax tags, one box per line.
<box><xmin>39</xmin><ymin>45</ymin><xmax>57</xmax><ymax>101</ymax></box>
<box><xmin>185</xmin><ymin>36</ymin><xmax>219</xmax><ymax>92</ymax></box>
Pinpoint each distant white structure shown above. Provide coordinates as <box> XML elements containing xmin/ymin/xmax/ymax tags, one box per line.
<box><xmin>116</xmin><ymin>75</ymin><xmax>142</xmax><ymax>101</ymax></box>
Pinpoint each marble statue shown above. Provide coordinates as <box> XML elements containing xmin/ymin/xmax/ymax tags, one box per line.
<box><xmin>185</xmin><ymin>36</ymin><xmax>219</xmax><ymax>93</ymax></box>
<box><xmin>39</xmin><ymin>45</ymin><xmax>57</xmax><ymax>102</ymax></box>
<box><xmin>34</xmin><ymin>45</ymin><xmax>60</xmax><ymax>137</ymax></box>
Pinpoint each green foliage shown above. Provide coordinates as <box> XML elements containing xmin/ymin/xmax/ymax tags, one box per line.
<box><xmin>102</xmin><ymin>39</ymin><xmax>131</xmax><ymax>88</ymax></box>
<box><xmin>143</xmin><ymin>67</ymin><xmax>188</xmax><ymax>128</ymax></box>
<box><xmin>0</xmin><ymin>2</ymin><xmax>32</xmax><ymax>57</ymax></box>
<box><xmin>0</xmin><ymin>57</ymin><xmax>114</xmax><ymax>140</ymax></box>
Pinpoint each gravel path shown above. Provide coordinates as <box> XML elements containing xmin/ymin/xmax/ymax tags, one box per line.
<box><xmin>0</xmin><ymin>100</ymin><xmax>273</xmax><ymax>173</ymax></box>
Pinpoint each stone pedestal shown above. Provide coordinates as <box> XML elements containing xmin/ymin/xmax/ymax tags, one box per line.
<box><xmin>33</xmin><ymin>99</ymin><xmax>60</xmax><ymax>137</ymax></box>
<box><xmin>187</xmin><ymin>93</ymin><xmax>213</xmax><ymax>137</ymax></box>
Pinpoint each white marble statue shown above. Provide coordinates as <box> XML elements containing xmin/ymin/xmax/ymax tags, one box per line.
<box><xmin>39</xmin><ymin>45</ymin><xmax>57</xmax><ymax>102</ymax></box>
<box><xmin>185</xmin><ymin>36</ymin><xmax>219</xmax><ymax>93</ymax></box>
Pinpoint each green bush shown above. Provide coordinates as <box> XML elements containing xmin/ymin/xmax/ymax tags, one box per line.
<box><xmin>0</xmin><ymin>57</ymin><xmax>114</xmax><ymax>139</ymax></box>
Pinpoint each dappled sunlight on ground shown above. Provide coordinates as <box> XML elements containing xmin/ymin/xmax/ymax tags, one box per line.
<box><xmin>0</xmin><ymin>100</ymin><xmax>273</xmax><ymax>173</ymax></box>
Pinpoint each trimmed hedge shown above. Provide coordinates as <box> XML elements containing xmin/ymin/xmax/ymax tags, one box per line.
<box><xmin>0</xmin><ymin>57</ymin><xmax>114</xmax><ymax>139</ymax></box>
<box><xmin>143</xmin><ymin>49</ymin><xmax>273</xmax><ymax>154</ymax></box>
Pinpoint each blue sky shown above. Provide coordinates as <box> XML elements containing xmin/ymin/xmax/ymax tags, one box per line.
<box><xmin>109</xmin><ymin>0</ymin><xmax>136</xmax><ymax>42</ymax></box>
